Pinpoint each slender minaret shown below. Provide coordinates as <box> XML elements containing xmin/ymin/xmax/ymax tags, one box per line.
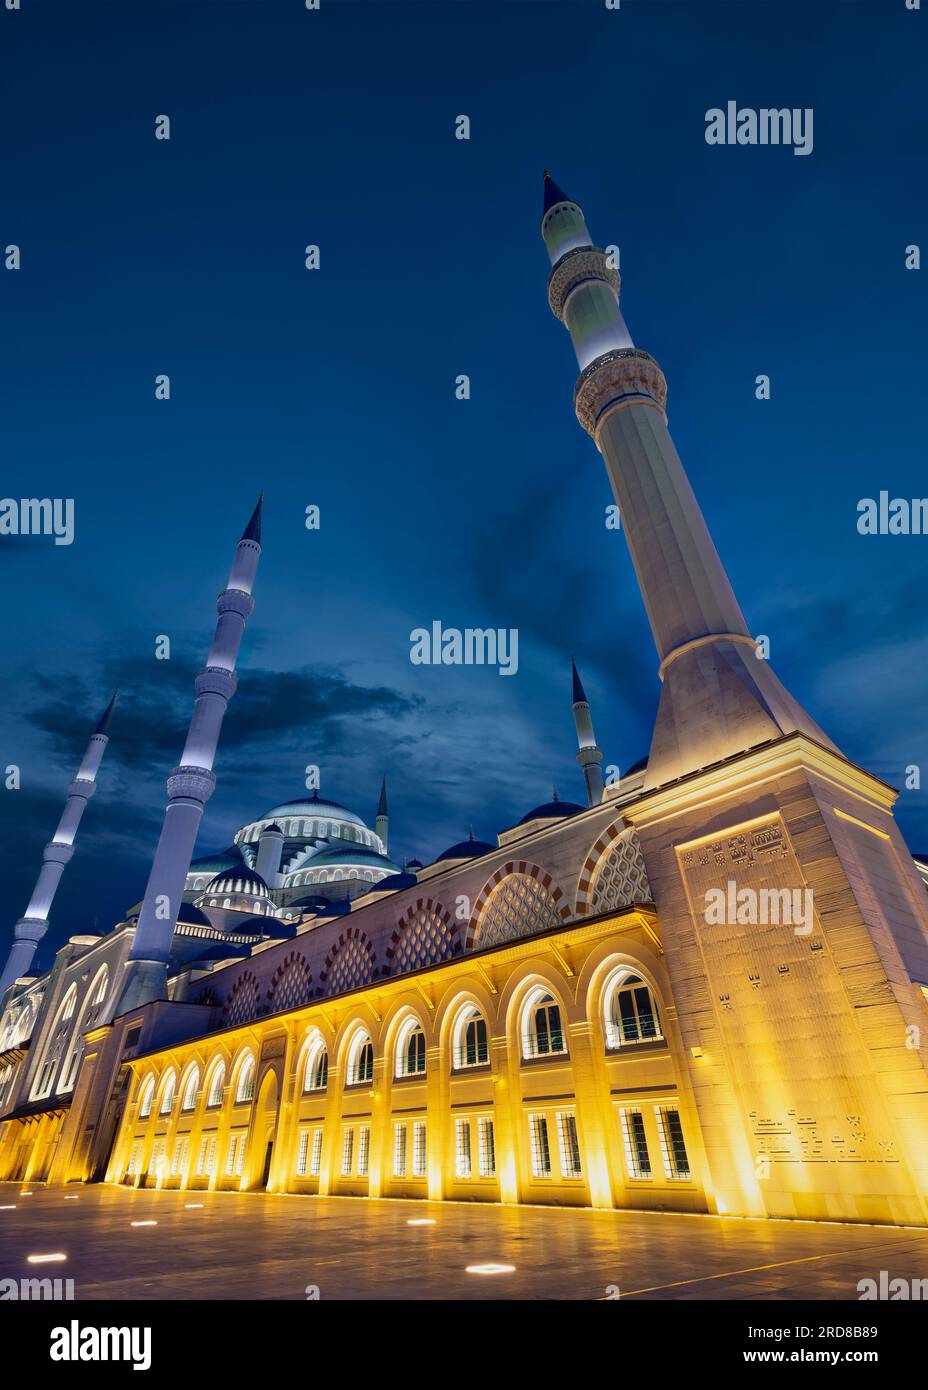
<box><xmin>542</xmin><ymin>173</ymin><xmax>834</xmax><ymax>787</ymax></box>
<box><xmin>571</xmin><ymin>659</ymin><xmax>603</xmax><ymax>806</ymax></box>
<box><xmin>375</xmin><ymin>776</ymin><xmax>388</xmax><ymax>853</ymax></box>
<box><xmin>0</xmin><ymin>692</ymin><xmax>117</xmax><ymax>997</ymax></box>
<box><xmin>118</xmin><ymin>498</ymin><xmax>263</xmax><ymax>1011</ymax></box>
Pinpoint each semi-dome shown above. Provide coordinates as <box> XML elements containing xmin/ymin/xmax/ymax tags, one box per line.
<box><xmin>517</xmin><ymin>798</ymin><xmax>585</xmax><ymax>827</ymax></box>
<box><xmin>176</xmin><ymin>902</ymin><xmax>212</xmax><ymax>928</ymax></box>
<box><xmin>263</xmin><ymin>794</ymin><xmax>365</xmax><ymax>829</ymax></box>
<box><xmin>366</xmin><ymin>870</ymin><xmax>417</xmax><ymax>893</ymax></box>
<box><xmin>301</xmin><ymin>846</ymin><xmax>399</xmax><ymax>871</ymax></box>
<box><xmin>188</xmin><ymin>845</ymin><xmax>245</xmax><ymax>876</ymax></box>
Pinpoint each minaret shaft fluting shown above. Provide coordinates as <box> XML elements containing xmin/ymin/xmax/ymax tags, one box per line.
<box><xmin>543</xmin><ymin>175</ymin><xmax>835</xmax><ymax>786</ymax></box>
<box><xmin>117</xmin><ymin>499</ymin><xmax>263</xmax><ymax>1012</ymax></box>
<box><xmin>0</xmin><ymin>692</ymin><xmax>117</xmax><ymax>998</ymax></box>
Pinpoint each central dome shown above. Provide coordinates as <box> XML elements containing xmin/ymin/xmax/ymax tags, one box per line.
<box><xmin>264</xmin><ymin>793</ymin><xmax>365</xmax><ymax>828</ymax></box>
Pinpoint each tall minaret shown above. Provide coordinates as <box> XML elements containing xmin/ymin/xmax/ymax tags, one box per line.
<box><xmin>118</xmin><ymin>498</ymin><xmax>263</xmax><ymax>1011</ymax></box>
<box><xmin>542</xmin><ymin>173</ymin><xmax>834</xmax><ymax>787</ymax></box>
<box><xmin>0</xmin><ymin>692</ymin><xmax>117</xmax><ymax>997</ymax></box>
<box><xmin>375</xmin><ymin>776</ymin><xmax>388</xmax><ymax>853</ymax></box>
<box><xmin>571</xmin><ymin>659</ymin><xmax>603</xmax><ymax>806</ymax></box>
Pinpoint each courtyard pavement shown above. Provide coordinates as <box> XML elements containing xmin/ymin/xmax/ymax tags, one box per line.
<box><xmin>2</xmin><ymin>1183</ymin><xmax>928</xmax><ymax>1300</ymax></box>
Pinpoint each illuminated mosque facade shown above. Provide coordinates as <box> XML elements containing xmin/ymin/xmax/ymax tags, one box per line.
<box><xmin>2</xmin><ymin>176</ymin><xmax>928</xmax><ymax>1225</ymax></box>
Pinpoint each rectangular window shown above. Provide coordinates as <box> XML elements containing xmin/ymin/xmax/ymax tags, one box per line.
<box><xmin>296</xmin><ymin>1130</ymin><xmax>310</xmax><ymax>1177</ymax></box>
<box><xmin>529</xmin><ymin>1114</ymin><xmax>552</xmax><ymax>1178</ymax></box>
<box><xmin>657</xmin><ymin>1106</ymin><xmax>691</xmax><ymax>1179</ymax></box>
<box><xmin>341</xmin><ymin>1127</ymin><xmax>354</xmax><ymax>1177</ymax></box>
<box><xmin>226</xmin><ymin>1135</ymin><xmax>238</xmax><ymax>1176</ymax></box>
<box><xmin>148</xmin><ymin>1139</ymin><xmax>165</xmax><ymax>1178</ymax></box>
<box><xmin>310</xmin><ymin>1128</ymin><xmax>323</xmax><ymax>1178</ymax></box>
<box><xmin>478</xmin><ymin>1117</ymin><xmax>496</xmax><ymax>1178</ymax></box>
<box><xmin>170</xmin><ymin>1137</ymin><xmax>189</xmax><ymax>1177</ymax></box>
<box><xmin>357</xmin><ymin>1125</ymin><xmax>370</xmax><ymax>1178</ymax></box>
<box><xmin>196</xmin><ymin>1134</ymin><xmax>216</xmax><ymax>1177</ymax></box>
<box><xmin>393</xmin><ymin>1122</ymin><xmax>407</xmax><ymax>1177</ymax></box>
<box><xmin>557</xmin><ymin>1112</ymin><xmax>582</xmax><ymax>1178</ymax></box>
<box><xmin>127</xmin><ymin>1141</ymin><xmax>142</xmax><ymax>1177</ymax></box>
<box><xmin>620</xmin><ymin>1107</ymin><xmax>652</xmax><ymax>1179</ymax></box>
<box><xmin>412</xmin><ymin>1121</ymin><xmax>427</xmax><ymax>1178</ymax></box>
<box><xmin>455</xmin><ymin>1118</ymin><xmax>472</xmax><ymax>1178</ymax></box>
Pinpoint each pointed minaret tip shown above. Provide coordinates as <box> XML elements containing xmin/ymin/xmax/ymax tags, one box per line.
<box><xmin>543</xmin><ymin>170</ymin><xmax>572</xmax><ymax>217</ymax></box>
<box><xmin>377</xmin><ymin>775</ymin><xmax>388</xmax><ymax>818</ymax></box>
<box><xmin>571</xmin><ymin>658</ymin><xmax>588</xmax><ymax>706</ymax></box>
<box><xmin>241</xmin><ymin>493</ymin><xmax>264</xmax><ymax>544</ymax></box>
<box><xmin>94</xmin><ymin>689</ymin><xmax>118</xmax><ymax>736</ymax></box>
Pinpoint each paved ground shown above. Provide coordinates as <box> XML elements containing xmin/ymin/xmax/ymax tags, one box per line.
<box><xmin>2</xmin><ymin>1183</ymin><xmax>928</xmax><ymax>1300</ymax></box>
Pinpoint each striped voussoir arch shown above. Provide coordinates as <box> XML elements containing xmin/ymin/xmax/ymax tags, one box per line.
<box><xmin>465</xmin><ymin>861</ymin><xmax>571</xmax><ymax>950</ymax></box>
<box><xmin>574</xmin><ymin>820</ymin><xmax>626</xmax><ymax>915</ymax></box>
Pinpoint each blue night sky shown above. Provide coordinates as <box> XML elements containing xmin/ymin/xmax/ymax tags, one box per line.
<box><xmin>1</xmin><ymin>0</ymin><xmax>926</xmax><ymax>966</ymax></box>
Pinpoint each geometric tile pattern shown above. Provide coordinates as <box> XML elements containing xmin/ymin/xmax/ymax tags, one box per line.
<box><xmin>319</xmin><ymin>927</ymin><xmax>376</xmax><ymax>998</ymax></box>
<box><xmin>223</xmin><ymin>971</ymin><xmax>262</xmax><ymax>1028</ymax></box>
<box><xmin>575</xmin><ymin>823</ymin><xmax>652</xmax><ymax>917</ymax></box>
<box><xmin>267</xmin><ymin>952</ymin><xmax>314</xmax><ymax>1013</ymax></box>
<box><xmin>387</xmin><ymin>899</ymin><xmax>461</xmax><ymax>975</ymax></box>
<box><xmin>468</xmin><ymin>861</ymin><xmax>571</xmax><ymax>951</ymax></box>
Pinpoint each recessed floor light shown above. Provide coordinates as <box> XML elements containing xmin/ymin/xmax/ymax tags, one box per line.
<box><xmin>407</xmin><ymin>1218</ymin><xmax>436</xmax><ymax>1226</ymax></box>
<box><xmin>130</xmin><ymin>1220</ymin><xmax>158</xmax><ymax>1227</ymax></box>
<box><xmin>0</xmin><ymin>1205</ymin><xmax>17</xmax><ymax>1211</ymax></box>
<box><xmin>466</xmin><ymin>1263</ymin><xmax>515</xmax><ymax>1275</ymax></box>
<box><xmin>184</xmin><ymin>1203</ymin><xmax>204</xmax><ymax>1209</ymax></box>
<box><xmin>19</xmin><ymin>1191</ymin><xmax>32</xmax><ymax>1196</ymax></box>
<box><xmin>28</xmin><ymin>1253</ymin><xmax>67</xmax><ymax>1264</ymax></box>
<box><xmin>64</xmin><ymin>1196</ymin><xmax>79</xmax><ymax>1201</ymax></box>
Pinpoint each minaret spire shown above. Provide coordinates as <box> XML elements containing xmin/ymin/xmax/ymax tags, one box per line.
<box><xmin>571</xmin><ymin>658</ymin><xmax>604</xmax><ymax>806</ymax></box>
<box><xmin>0</xmin><ymin>693</ymin><xmax>117</xmax><ymax>997</ymax></box>
<box><xmin>117</xmin><ymin>498</ymin><xmax>263</xmax><ymax>1011</ymax></box>
<box><xmin>543</xmin><ymin>177</ymin><xmax>834</xmax><ymax>786</ymax></box>
<box><xmin>375</xmin><ymin>775</ymin><xmax>388</xmax><ymax>853</ymax></box>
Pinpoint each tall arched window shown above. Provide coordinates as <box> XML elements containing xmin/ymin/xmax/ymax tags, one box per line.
<box><xmin>159</xmin><ymin>1070</ymin><xmax>177</xmax><ymax>1114</ymax></box>
<box><xmin>521</xmin><ymin>989</ymin><xmax>566</xmax><ymax>1060</ymax></box>
<box><xmin>605</xmin><ymin>973</ymin><xmax>662</xmax><ymax>1048</ymax></box>
<box><xmin>235</xmin><ymin>1054</ymin><xmax>256</xmax><ymax>1104</ymax></box>
<box><xmin>138</xmin><ymin>1074</ymin><xmax>155</xmax><ymax>1118</ymax></box>
<box><xmin>206</xmin><ymin>1061</ymin><xmax>226</xmax><ymax>1108</ymax></box>
<box><xmin>452</xmin><ymin>1005</ymin><xmax>489</xmax><ymax>1069</ymax></box>
<box><xmin>181</xmin><ymin>1065</ymin><xmax>200</xmax><ymax>1112</ymax></box>
<box><xmin>303</xmin><ymin>1037</ymin><xmax>328</xmax><ymax>1092</ymax></box>
<box><xmin>346</xmin><ymin>1032</ymin><xmax>374</xmax><ymax>1086</ymax></box>
<box><xmin>395</xmin><ymin>1019</ymin><xmax>426</xmax><ymax>1078</ymax></box>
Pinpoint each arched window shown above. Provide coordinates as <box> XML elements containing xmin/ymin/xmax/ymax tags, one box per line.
<box><xmin>521</xmin><ymin>989</ymin><xmax>566</xmax><ymax>1060</ymax></box>
<box><xmin>206</xmin><ymin>1061</ymin><xmax>226</xmax><ymax>1108</ymax></box>
<box><xmin>89</xmin><ymin>968</ymin><xmax>109</xmax><ymax>1010</ymax></box>
<box><xmin>346</xmin><ymin>1032</ymin><xmax>374</xmax><ymax>1086</ymax></box>
<box><xmin>303</xmin><ymin>1037</ymin><xmax>328</xmax><ymax>1092</ymax></box>
<box><xmin>453</xmin><ymin>1005</ymin><xmax>489</xmax><ymax>1069</ymax></box>
<box><xmin>138</xmin><ymin>1074</ymin><xmax>155</xmax><ymax>1118</ymax></box>
<box><xmin>181</xmin><ymin>1066</ymin><xmax>200</xmax><ymax>1112</ymax></box>
<box><xmin>395</xmin><ymin>1019</ymin><xmax>426</xmax><ymax>1078</ymax></box>
<box><xmin>61</xmin><ymin>985</ymin><xmax>77</xmax><ymax>1022</ymax></box>
<box><xmin>235</xmin><ymin>1054</ymin><xmax>256</xmax><ymax>1104</ymax></box>
<box><xmin>606</xmin><ymin>973</ymin><xmax>662</xmax><ymax>1048</ymax></box>
<box><xmin>159</xmin><ymin>1070</ymin><xmax>177</xmax><ymax>1115</ymax></box>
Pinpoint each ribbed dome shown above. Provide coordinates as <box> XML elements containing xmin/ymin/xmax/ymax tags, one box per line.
<box><xmin>203</xmin><ymin>868</ymin><xmax>272</xmax><ymax>898</ymax></box>
<box><xmin>188</xmin><ymin>845</ymin><xmax>245</xmax><ymax>875</ymax></box>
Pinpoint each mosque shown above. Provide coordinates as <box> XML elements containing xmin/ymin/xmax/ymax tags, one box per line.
<box><xmin>2</xmin><ymin>176</ymin><xmax>928</xmax><ymax>1228</ymax></box>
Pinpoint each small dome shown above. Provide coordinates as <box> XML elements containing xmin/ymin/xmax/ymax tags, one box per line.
<box><xmin>300</xmin><ymin>845</ymin><xmax>399</xmax><ymax>871</ymax></box>
<box><xmin>261</xmin><ymin>822</ymin><xmax>284</xmax><ymax>836</ymax></box>
<box><xmin>203</xmin><ymin>867</ymin><xmax>272</xmax><ymax>899</ymax></box>
<box><xmin>368</xmin><ymin>871</ymin><xmax>417</xmax><ymax>893</ymax></box>
<box><xmin>435</xmin><ymin>836</ymin><xmax>495</xmax><ymax>864</ymax></box>
<box><xmin>406</xmin><ymin>858</ymin><xmax>424</xmax><ymax>871</ymax></box>
<box><xmin>517</xmin><ymin>799</ymin><xmax>585</xmax><ymax>827</ymax></box>
<box><xmin>286</xmin><ymin>894</ymin><xmax>351</xmax><ymax>917</ymax></box>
